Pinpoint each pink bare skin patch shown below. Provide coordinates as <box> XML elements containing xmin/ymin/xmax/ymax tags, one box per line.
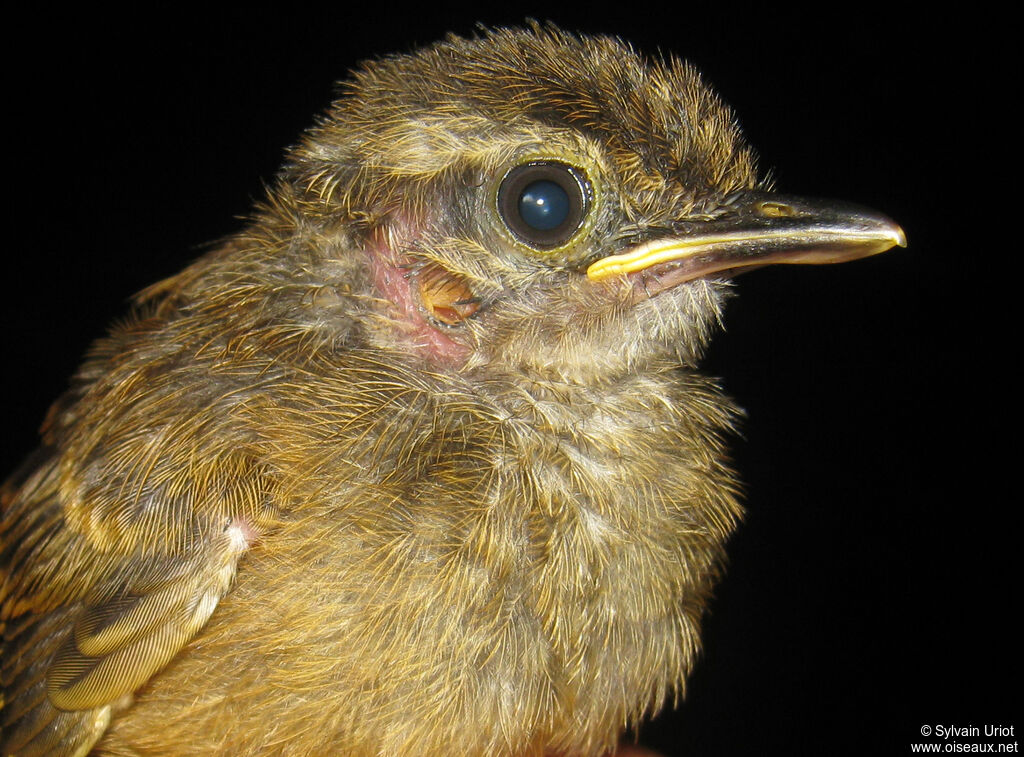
<box><xmin>225</xmin><ymin>516</ymin><xmax>259</xmax><ymax>553</ymax></box>
<box><xmin>366</xmin><ymin>227</ymin><xmax>472</xmax><ymax>365</ymax></box>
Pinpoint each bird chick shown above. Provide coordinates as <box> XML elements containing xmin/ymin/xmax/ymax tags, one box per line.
<box><xmin>0</xmin><ymin>25</ymin><xmax>904</xmax><ymax>757</ymax></box>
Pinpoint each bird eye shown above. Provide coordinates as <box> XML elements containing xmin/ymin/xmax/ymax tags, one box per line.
<box><xmin>497</xmin><ymin>161</ymin><xmax>589</xmax><ymax>249</ymax></box>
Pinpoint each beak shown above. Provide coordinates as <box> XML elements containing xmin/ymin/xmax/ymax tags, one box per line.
<box><xmin>586</xmin><ymin>192</ymin><xmax>906</xmax><ymax>283</ymax></box>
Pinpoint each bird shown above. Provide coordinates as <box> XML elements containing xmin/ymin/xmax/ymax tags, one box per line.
<box><xmin>0</xmin><ymin>24</ymin><xmax>904</xmax><ymax>757</ymax></box>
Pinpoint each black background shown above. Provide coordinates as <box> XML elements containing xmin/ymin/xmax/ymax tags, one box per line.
<box><xmin>4</xmin><ymin>7</ymin><xmax>1011</xmax><ymax>756</ymax></box>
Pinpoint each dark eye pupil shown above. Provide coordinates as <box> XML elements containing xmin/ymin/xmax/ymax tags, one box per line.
<box><xmin>496</xmin><ymin>161</ymin><xmax>589</xmax><ymax>249</ymax></box>
<box><xmin>518</xmin><ymin>180</ymin><xmax>570</xmax><ymax>231</ymax></box>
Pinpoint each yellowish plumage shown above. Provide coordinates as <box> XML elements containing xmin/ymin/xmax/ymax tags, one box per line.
<box><xmin>2</xmin><ymin>25</ymin><xmax>901</xmax><ymax>756</ymax></box>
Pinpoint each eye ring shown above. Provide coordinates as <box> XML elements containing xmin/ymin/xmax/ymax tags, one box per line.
<box><xmin>496</xmin><ymin>161</ymin><xmax>590</xmax><ymax>249</ymax></box>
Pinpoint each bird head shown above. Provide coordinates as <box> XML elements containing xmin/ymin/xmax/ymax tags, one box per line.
<box><xmin>151</xmin><ymin>24</ymin><xmax>901</xmax><ymax>388</ymax></box>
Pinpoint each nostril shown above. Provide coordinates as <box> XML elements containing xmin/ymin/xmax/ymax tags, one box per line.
<box><xmin>756</xmin><ymin>201</ymin><xmax>796</xmax><ymax>218</ymax></box>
